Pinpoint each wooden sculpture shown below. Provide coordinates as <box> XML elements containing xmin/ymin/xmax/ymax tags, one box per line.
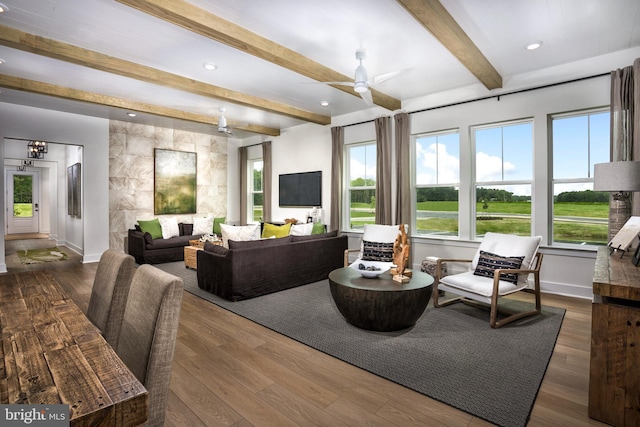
<box><xmin>391</xmin><ymin>225</ymin><xmax>412</xmax><ymax>283</ymax></box>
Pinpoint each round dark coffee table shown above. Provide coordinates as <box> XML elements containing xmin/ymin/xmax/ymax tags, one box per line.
<box><xmin>328</xmin><ymin>267</ymin><xmax>434</xmax><ymax>332</ymax></box>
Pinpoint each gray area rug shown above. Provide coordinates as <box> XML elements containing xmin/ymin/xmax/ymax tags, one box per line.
<box><xmin>157</xmin><ymin>261</ymin><xmax>565</xmax><ymax>427</ymax></box>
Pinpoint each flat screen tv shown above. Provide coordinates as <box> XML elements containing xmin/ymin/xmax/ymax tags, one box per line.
<box><xmin>279</xmin><ymin>171</ymin><xmax>322</xmax><ymax>207</ymax></box>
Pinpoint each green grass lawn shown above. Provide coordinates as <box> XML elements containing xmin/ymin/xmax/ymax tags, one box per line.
<box><xmin>13</xmin><ymin>203</ymin><xmax>33</xmax><ymax>217</ymax></box>
<box><xmin>350</xmin><ymin>201</ymin><xmax>609</xmax><ymax>244</ymax></box>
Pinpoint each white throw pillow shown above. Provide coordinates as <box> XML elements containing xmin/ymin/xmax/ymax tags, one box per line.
<box><xmin>192</xmin><ymin>215</ymin><xmax>213</xmax><ymax>235</ymax></box>
<box><xmin>220</xmin><ymin>223</ymin><xmax>260</xmax><ymax>248</ymax></box>
<box><xmin>159</xmin><ymin>217</ymin><xmax>180</xmax><ymax>239</ymax></box>
<box><xmin>290</xmin><ymin>222</ymin><xmax>314</xmax><ymax>236</ymax></box>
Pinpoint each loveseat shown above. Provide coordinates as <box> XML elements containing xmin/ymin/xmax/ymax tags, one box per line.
<box><xmin>197</xmin><ymin>231</ymin><xmax>347</xmax><ymax>301</ymax></box>
<box><xmin>127</xmin><ymin>223</ymin><xmax>202</xmax><ymax>264</ymax></box>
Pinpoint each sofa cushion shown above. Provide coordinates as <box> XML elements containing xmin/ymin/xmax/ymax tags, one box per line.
<box><xmin>473</xmin><ymin>250</ymin><xmax>524</xmax><ymax>285</ymax></box>
<box><xmin>159</xmin><ymin>217</ymin><xmax>180</xmax><ymax>239</ymax></box>
<box><xmin>213</xmin><ymin>217</ymin><xmax>225</xmax><ymax>235</ymax></box>
<box><xmin>220</xmin><ymin>223</ymin><xmax>260</xmax><ymax>248</ymax></box>
<box><xmin>193</xmin><ymin>216</ymin><xmax>213</xmax><ymax>235</ymax></box>
<box><xmin>205</xmin><ymin>241</ymin><xmax>229</xmax><ymax>255</ymax></box>
<box><xmin>229</xmin><ymin>235</ymin><xmax>293</xmax><ymax>249</ymax></box>
<box><xmin>146</xmin><ymin>234</ymin><xmax>193</xmax><ymax>250</ymax></box>
<box><xmin>180</xmin><ymin>222</ymin><xmax>194</xmax><ymax>236</ymax></box>
<box><xmin>312</xmin><ymin>222</ymin><xmax>326</xmax><ymax>234</ymax></box>
<box><xmin>262</xmin><ymin>222</ymin><xmax>292</xmax><ymax>239</ymax></box>
<box><xmin>290</xmin><ymin>222</ymin><xmax>314</xmax><ymax>236</ymax></box>
<box><xmin>362</xmin><ymin>240</ymin><xmax>394</xmax><ymax>262</ymax></box>
<box><xmin>138</xmin><ymin>218</ymin><xmax>163</xmax><ymax>239</ymax></box>
<box><xmin>291</xmin><ymin>230</ymin><xmax>338</xmax><ymax>242</ymax></box>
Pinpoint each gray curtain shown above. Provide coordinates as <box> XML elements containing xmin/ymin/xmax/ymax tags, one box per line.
<box><xmin>330</xmin><ymin>126</ymin><xmax>344</xmax><ymax>232</ymax></box>
<box><xmin>375</xmin><ymin>116</ymin><xmax>392</xmax><ymax>224</ymax></box>
<box><xmin>611</xmin><ymin>58</ymin><xmax>640</xmax><ymax>215</ymax></box>
<box><xmin>394</xmin><ymin>112</ymin><xmax>411</xmax><ymax>226</ymax></box>
<box><xmin>239</xmin><ymin>146</ymin><xmax>247</xmax><ymax>225</ymax></box>
<box><xmin>262</xmin><ymin>141</ymin><xmax>272</xmax><ymax>223</ymax></box>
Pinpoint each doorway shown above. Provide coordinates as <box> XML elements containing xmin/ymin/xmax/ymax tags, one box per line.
<box><xmin>6</xmin><ymin>170</ymin><xmax>41</xmax><ymax>235</ymax></box>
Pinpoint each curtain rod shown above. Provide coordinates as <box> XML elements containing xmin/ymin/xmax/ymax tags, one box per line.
<box><xmin>342</xmin><ymin>71</ymin><xmax>610</xmax><ymax>128</ymax></box>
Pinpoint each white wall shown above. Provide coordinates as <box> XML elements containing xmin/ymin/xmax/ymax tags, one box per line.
<box><xmin>0</xmin><ymin>103</ymin><xmax>109</xmax><ymax>272</ymax></box>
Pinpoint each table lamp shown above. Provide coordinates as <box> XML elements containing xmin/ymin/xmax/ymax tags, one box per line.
<box><xmin>594</xmin><ymin>161</ymin><xmax>640</xmax><ymax>241</ymax></box>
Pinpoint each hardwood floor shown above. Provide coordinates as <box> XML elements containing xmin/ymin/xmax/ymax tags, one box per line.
<box><xmin>3</xmin><ymin>238</ymin><xmax>608</xmax><ymax>426</ymax></box>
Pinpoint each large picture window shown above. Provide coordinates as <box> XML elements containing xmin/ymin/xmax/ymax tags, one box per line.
<box><xmin>473</xmin><ymin>120</ymin><xmax>533</xmax><ymax>238</ymax></box>
<box><xmin>346</xmin><ymin>142</ymin><xmax>376</xmax><ymax>230</ymax></box>
<box><xmin>250</xmin><ymin>159</ymin><xmax>263</xmax><ymax>223</ymax></box>
<box><xmin>414</xmin><ymin>130</ymin><xmax>460</xmax><ymax>236</ymax></box>
<box><xmin>551</xmin><ymin>109</ymin><xmax>609</xmax><ymax>245</ymax></box>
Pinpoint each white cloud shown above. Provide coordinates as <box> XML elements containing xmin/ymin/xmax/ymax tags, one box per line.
<box><xmin>476</xmin><ymin>152</ymin><xmax>515</xmax><ymax>182</ymax></box>
<box><xmin>416</xmin><ymin>142</ymin><xmax>459</xmax><ymax>184</ymax></box>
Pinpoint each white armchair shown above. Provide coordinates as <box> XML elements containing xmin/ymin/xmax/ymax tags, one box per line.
<box><xmin>344</xmin><ymin>224</ymin><xmax>408</xmax><ymax>271</ymax></box>
<box><xmin>432</xmin><ymin>232</ymin><xmax>543</xmax><ymax>328</ymax></box>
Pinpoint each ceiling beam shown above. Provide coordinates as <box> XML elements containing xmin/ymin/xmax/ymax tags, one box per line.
<box><xmin>0</xmin><ymin>73</ymin><xmax>281</xmax><ymax>136</ymax></box>
<box><xmin>396</xmin><ymin>0</ymin><xmax>502</xmax><ymax>90</ymax></box>
<box><xmin>116</xmin><ymin>0</ymin><xmax>402</xmax><ymax>111</ymax></box>
<box><xmin>0</xmin><ymin>24</ymin><xmax>326</xmax><ymax>126</ymax></box>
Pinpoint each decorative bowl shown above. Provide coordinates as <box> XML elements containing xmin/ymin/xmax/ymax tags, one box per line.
<box><xmin>350</xmin><ymin>261</ymin><xmax>390</xmax><ymax>278</ymax></box>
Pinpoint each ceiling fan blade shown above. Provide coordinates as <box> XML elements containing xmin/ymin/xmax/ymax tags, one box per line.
<box><xmin>360</xmin><ymin>90</ymin><xmax>374</xmax><ymax>106</ymax></box>
<box><xmin>371</xmin><ymin>68</ymin><xmax>413</xmax><ymax>85</ymax></box>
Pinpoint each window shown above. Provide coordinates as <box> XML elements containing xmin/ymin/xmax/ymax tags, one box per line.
<box><xmin>551</xmin><ymin>109</ymin><xmax>610</xmax><ymax>245</ymax></box>
<box><xmin>414</xmin><ymin>130</ymin><xmax>460</xmax><ymax>236</ymax></box>
<box><xmin>346</xmin><ymin>142</ymin><xmax>376</xmax><ymax>230</ymax></box>
<box><xmin>250</xmin><ymin>160</ymin><xmax>263</xmax><ymax>223</ymax></box>
<box><xmin>473</xmin><ymin>120</ymin><xmax>533</xmax><ymax>238</ymax></box>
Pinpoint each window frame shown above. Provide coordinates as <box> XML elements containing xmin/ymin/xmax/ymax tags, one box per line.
<box><xmin>412</xmin><ymin>129</ymin><xmax>461</xmax><ymax>238</ymax></box>
<box><xmin>550</xmin><ymin>107</ymin><xmax>610</xmax><ymax>247</ymax></box>
<box><xmin>471</xmin><ymin>118</ymin><xmax>534</xmax><ymax>239</ymax></box>
<box><xmin>344</xmin><ymin>140</ymin><xmax>376</xmax><ymax>231</ymax></box>
<box><xmin>249</xmin><ymin>158</ymin><xmax>263</xmax><ymax>223</ymax></box>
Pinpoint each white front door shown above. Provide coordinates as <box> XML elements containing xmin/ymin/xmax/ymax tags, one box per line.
<box><xmin>6</xmin><ymin>170</ymin><xmax>41</xmax><ymax>235</ymax></box>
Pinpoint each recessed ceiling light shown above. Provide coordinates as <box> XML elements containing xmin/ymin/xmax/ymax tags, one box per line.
<box><xmin>525</xmin><ymin>41</ymin><xmax>543</xmax><ymax>50</ymax></box>
<box><xmin>320</xmin><ymin>101</ymin><xmax>330</xmax><ymax>107</ymax></box>
<box><xmin>203</xmin><ymin>62</ymin><xmax>217</xmax><ymax>70</ymax></box>
<box><xmin>127</xmin><ymin>112</ymin><xmax>137</xmax><ymax>117</ymax></box>
<box><xmin>0</xmin><ymin>58</ymin><xmax>5</xmax><ymax>64</ymax></box>
<box><xmin>0</xmin><ymin>3</ymin><xmax>9</xmax><ymax>13</ymax></box>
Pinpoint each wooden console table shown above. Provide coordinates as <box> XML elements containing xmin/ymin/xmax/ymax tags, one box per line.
<box><xmin>590</xmin><ymin>246</ymin><xmax>640</xmax><ymax>426</ymax></box>
<box><xmin>0</xmin><ymin>270</ymin><xmax>148</xmax><ymax>426</ymax></box>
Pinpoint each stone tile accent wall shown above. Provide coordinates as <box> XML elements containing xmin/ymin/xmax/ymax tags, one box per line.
<box><xmin>109</xmin><ymin>120</ymin><xmax>227</xmax><ymax>251</ymax></box>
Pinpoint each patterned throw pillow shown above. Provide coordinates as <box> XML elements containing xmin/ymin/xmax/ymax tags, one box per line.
<box><xmin>159</xmin><ymin>217</ymin><xmax>180</xmax><ymax>239</ymax></box>
<box><xmin>473</xmin><ymin>250</ymin><xmax>524</xmax><ymax>285</ymax></box>
<box><xmin>362</xmin><ymin>240</ymin><xmax>394</xmax><ymax>262</ymax></box>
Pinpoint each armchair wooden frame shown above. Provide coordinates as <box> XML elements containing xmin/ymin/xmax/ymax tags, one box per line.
<box><xmin>432</xmin><ymin>252</ymin><xmax>543</xmax><ymax>328</ymax></box>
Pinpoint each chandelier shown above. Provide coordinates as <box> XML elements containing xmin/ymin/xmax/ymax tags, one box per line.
<box><xmin>28</xmin><ymin>140</ymin><xmax>48</xmax><ymax>159</ymax></box>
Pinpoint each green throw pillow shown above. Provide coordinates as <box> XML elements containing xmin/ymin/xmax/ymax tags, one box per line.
<box><xmin>213</xmin><ymin>217</ymin><xmax>225</xmax><ymax>235</ymax></box>
<box><xmin>138</xmin><ymin>218</ymin><xmax>163</xmax><ymax>239</ymax></box>
<box><xmin>262</xmin><ymin>222</ymin><xmax>292</xmax><ymax>239</ymax></box>
<box><xmin>311</xmin><ymin>222</ymin><xmax>325</xmax><ymax>235</ymax></box>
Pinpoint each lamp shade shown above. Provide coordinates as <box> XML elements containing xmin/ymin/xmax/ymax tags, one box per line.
<box><xmin>593</xmin><ymin>161</ymin><xmax>640</xmax><ymax>192</ymax></box>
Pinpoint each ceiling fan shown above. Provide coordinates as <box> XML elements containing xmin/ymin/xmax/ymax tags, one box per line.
<box><xmin>216</xmin><ymin>107</ymin><xmax>235</xmax><ymax>136</ymax></box>
<box><xmin>312</xmin><ymin>49</ymin><xmax>412</xmax><ymax>106</ymax></box>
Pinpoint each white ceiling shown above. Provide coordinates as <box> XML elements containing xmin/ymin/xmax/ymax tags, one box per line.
<box><xmin>1</xmin><ymin>0</ymin><xmax>639</xmax><ymax>138</ymax></box>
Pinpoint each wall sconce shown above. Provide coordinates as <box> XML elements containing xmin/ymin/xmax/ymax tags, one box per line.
<box><xmin>28</xmin><ymin>140</ymin><xmax>48</xmax><ymax>159</ymax></box>
<box><xmin>594</xmin><ymin>161</ymin><xmax>640</xmax><ymax>241</ymax></box>
<box><xmin>17</xmin><ymin>159</ymin><xmax>32</xmax><ymax>172</ymax></box>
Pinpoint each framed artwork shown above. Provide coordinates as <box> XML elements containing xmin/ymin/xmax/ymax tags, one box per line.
<box><xmin>67</xmin><ymin>163</ymin><xmax>81</xmax><ymax>217</ymax></box>
<box><xmin>154</xmin><ymin>149</ymin><xmax>197</xmax><ymax>215</ymax></box>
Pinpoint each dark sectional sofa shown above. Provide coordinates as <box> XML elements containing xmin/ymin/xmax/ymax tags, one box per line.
<box><xmin>197</xmin><ymin>231</ymin><xmax>347</xmax><ymax>301</ymax></box>
<box><xmin>127</xmin><ymin>223</ymin><xmax>202</xmax><ymax>264</ymax></box>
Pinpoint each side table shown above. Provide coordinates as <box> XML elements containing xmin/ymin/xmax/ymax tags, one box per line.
<box><xmin>184</xmin><ymin>245</ymin><xmax>202</xmax><ymax>269</ymax></box>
